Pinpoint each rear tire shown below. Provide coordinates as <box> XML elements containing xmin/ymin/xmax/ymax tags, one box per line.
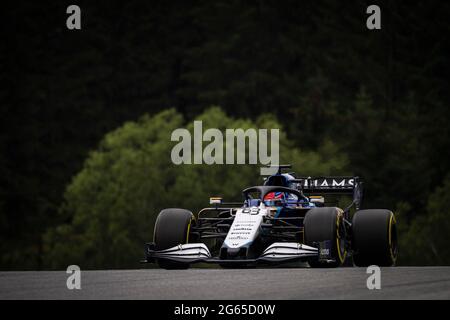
<box><xmin>352</xmin><ymin>209</ymin><xmax>398</xmax><ymax>267</ymax></box>
<box><xmin>304</xmin><ymin>207</ymin><xmax>347</xmax><ymax>267</ymax></box>
<box><xmin>153</xmin><ymin>208</ymin><xmax>195</xmax><ymax>269</ymax></box>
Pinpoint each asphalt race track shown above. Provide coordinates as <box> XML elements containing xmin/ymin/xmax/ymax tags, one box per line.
<box><xmin>0</xmin><ymin>267</ymin><xmax>449</xmax><ymax>299</ymax></box>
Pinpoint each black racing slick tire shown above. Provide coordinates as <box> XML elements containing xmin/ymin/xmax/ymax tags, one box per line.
<box><xmin>153</xmin><ymin>208</ymin><xmax>195</xmax><ymax>269</ymax></box>
<box><xmin>304</xmin><ymin>207</ymin><xmax>347</xmax><ymax>268</ymax></box>
<box><xmin>352</xmin><ymin>209</ymin><xmax>398</xmax><ymax>267</ymax></box>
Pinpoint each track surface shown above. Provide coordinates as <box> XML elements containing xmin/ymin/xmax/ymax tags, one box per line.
<box><xmin>0</xmin><ymin>267</ymin><xmax>449</xmax><ymax>299</ymax></box>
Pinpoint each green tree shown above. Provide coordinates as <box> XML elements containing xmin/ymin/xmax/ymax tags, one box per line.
<box><xmin>43</xmin><ymin>107</ymin><xmax>348</xmax><ymax>269</ymax></box>
<box><xmin>397</xmin><ymin>175</ymin><xmax>450</xmax><ymax>265</ymax></box>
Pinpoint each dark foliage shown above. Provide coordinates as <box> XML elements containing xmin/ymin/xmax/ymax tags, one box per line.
<box><xmin>1</xmin><ymin>0</ymin><xmax>449</xmax><ymax>268</ymax></box>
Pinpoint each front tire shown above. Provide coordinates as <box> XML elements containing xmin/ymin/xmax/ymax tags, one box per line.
<box><xmin>153</xmin><ymin>208</ymin><xmax>195</xmax><ymax>269</ymax></box>
<box><xmin>304</xmin><ymin>207</ymin><xmax>347</xmax><ymax>267</ymax></box>
<box><xmin>352</xmin><ymin>209</ymin><xmax>398</xmax><ymax>267</ymax></box>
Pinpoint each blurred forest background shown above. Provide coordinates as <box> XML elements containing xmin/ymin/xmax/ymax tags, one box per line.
<box><xmin>1</xmin><ymin>0</ymin><xmax>449</xmax><ymax>269</ymax></box>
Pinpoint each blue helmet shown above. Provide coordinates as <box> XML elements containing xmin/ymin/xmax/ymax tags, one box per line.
<box><xmin>264</xmin><ymin>173</ymin><xmax>297</xmax><ymax>189</ymax></box>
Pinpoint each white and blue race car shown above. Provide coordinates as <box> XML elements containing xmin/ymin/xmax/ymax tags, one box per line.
<box><xmin>143</xmin><ymin>165</ymin><xmax>398</xmax><ymax>269</ymax></box>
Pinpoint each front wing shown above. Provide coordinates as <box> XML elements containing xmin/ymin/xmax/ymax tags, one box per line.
<box><xmin>143</xmin><ymin>242</ymin><xmax>324</xmax><ymax>265</ymax></box>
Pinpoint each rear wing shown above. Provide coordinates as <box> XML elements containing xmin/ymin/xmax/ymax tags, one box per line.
<box><xmin>292</xmin><ymin>176</ymin><xmax>363</xmax><ymax>210</ymax></box>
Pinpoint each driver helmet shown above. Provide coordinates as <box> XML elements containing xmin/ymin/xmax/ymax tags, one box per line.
<box><xmin>264</xmin><ymin>173</ymin><xmax>298</xmax><ymax>202</ymax></box>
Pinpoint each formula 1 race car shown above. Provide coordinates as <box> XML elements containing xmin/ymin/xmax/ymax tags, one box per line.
<box><xmin>143</xmin><ymin>165</ymin><xmax>398</xmax><ymax>269</ymax></box>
